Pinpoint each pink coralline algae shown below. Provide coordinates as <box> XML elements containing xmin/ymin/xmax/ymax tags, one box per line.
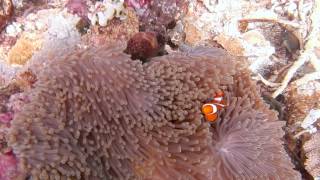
<box><xmin>7</xmin><ymin>93</ymin><xmax>29</xmax><ymax>113</ymax></box>
<box><xmin>0</xmin><ymin>151</ymin><xmax>18</xmax><ymax>180</ymax></box>
<box><xmin>0</xmin><ymin>87</ymin><xmax>29</xmax><ymax>180</ymax></box>
<box><xmin>0</xmin><ymin>92</ymin><xmax>29</xmax><ymax>124</ymax></box>
<box><xmin>65</xmin><ymin>0</ymin><xmax>88</xmax><ymax>19</ymax></box>
<box><xmin>125</xmin><ymin>0</ymin><xmax>151</xmax><ymax>10</ymax></box>
<box><xmin>0</xmin><ymin>112</ymin><xmax>13</xmax><ymax>124</ymax></box>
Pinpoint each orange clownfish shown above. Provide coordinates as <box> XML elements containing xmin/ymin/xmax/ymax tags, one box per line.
<box><xmin>201</xmin><ymin>91</ymin><xmax>227</xmax><ymax>122</ymax></box>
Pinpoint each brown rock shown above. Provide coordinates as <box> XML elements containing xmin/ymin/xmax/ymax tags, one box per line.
<box><xmin>15</xmin><ymin>70</ymin><xmax>37</xmax><ymax>90</ymax></box>
<box><xmin>184</xmin><ymin>22</ymin><xmax>202</xmax><ymax>45</ymax></box>
<box><xmin>303</xmin><ymin>132</ymin><xmax>320</xmax><ymax>178</ymax></box>
<box><xmin>287</xmin><ymin>86</ymin><xmax>320</xmax><ymax>126</ymax></box>
<box><xmin>286</xmin><ymin>84</ymin><xmax>320</xmax><ymax>178</ymax></box>
<box><xmin>242</xmin><ymin>30</ymin><xmax>268</xmax><ymax>46</ymax></box>
<box><xmin>0</xmin><ymin>0</ymin><xmax>13</xmax><ymax>31</ymax></box>
<box><xmin>215</xmin><ymin>34</ymin><xmax>245</xmax><ymax>56</ymax></box>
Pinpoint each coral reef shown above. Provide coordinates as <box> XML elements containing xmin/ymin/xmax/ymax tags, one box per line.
<box><xmin>7</xmin><ymin>36</ymin><xmax>41</xmax><ymax>65</ymax></box>
<box><xmin>139</xmin><ymin>0</ymin><xmax>187</xmax><ymax>39</ymax></box>
<box><xmin>84</xmin><ymin>8</ymin><xmax>139</xmax><ymax>46</ymax></box>
<box><xmin>0</xmin><ymin>151</ymin><xmax>19</xmax><ymax>180</ymax></box>
<box><xmin>304</xmin><ymin>132</ymin><xmax>320</xmax><ymax>178</ymax></box>
<box><xmin>65</xmin><ymin>0</ymin><xmax>88</xmax><ymax>19</ymax></box>
<box><xmin>0</xmin><ymin>0</ymin><xmax>13</xmax><ymax>31</ymax></box>
<box><xmin>125</xmin><ymin>0</ymin><xmax>150</xmax><ymax>11</ymax></box>
<box><xmin>0</xmin><ymin>62</ymin><xmax>20</xmax><ymax>86</ymax></box>
<box><xmin>0</xmin><ymin>83</ymin><xmax>23</xmax><ymax>180</ymax></box>
<box><xmin>82</xmin><ymin>10</ymin><xmax>139</xmax><ymax>47</ymax></box>
<box><xmin>285</xmin><ymin>82</ymin><xmax>320</xmax><ymax>179</ymax></box>
<box><xmin>88</xmin><ymin>0</ymin><xmax>125</xmax><ymax>27</ymax></box>
<box><xmin>0</xmin><ymin>45</ymin><xmax>299</xmax><ymax>179</ymax></box>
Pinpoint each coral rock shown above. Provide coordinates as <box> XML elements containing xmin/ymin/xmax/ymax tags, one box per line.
<box><xmin>0</xmin><ymin>0</ymin><xmax>13</xmax><ymax>31</ymax></box>
<box><xmin>0</xmin><ymin>112</ymin><xmax>13</xmax><ymax>123</ymax></box>
<box><xmin>0</xmin><ymin>151</ymin><xmax>19</xmax><ymax>180</ymax></box>
<box><xmin>125</xmin><ymin>0</ymin><xmax>150</xmax><ymax>10</ymax></box>
<box><xmin>87</xmin><ymin>0</ymin><xmax>125</xmax><ymax>27</ymax></box>
<box><xmin>139</xmin><ymin>0</ymin><xmax>188</xmax><ymax>37</ymax></box>
<box><xmin>7</xmin><ymin>36</ymin><xmax>41</xmax><ymax>65</ymax></box>
<box><xmin>215</xmin><ymin>34</ymin><xmax>245</xmax><ymax>56</ymax></box>
<box><xmin>242</xmin><ymin>30</ymin><xmax>268</xmax><ymax>46</ymax></box>
<box><xmin>84</xmin><ymin>9</ymin><xmax>139</xmax><ymax>46</ymax></box>
<box><xmin>184</xmin><ymin>22</ymin><xmax>203</xmax><ymax>45</ymax></box>
<box><xmin>15</xmin><ymin>70</ymin><xmax>37</xmax><ymax>90</ymax></box>
<box><xmin>66</xmin><ymin>0</ymin><xmax>88</xmax><ymax>19</ymax></box>
<box><xmin>286</xmin><ymin>84</ymin><xmax>320</xmax><ymax>178</ymax></box>
<box><xmin>287</xmin><ymin>86</ymin><xmax>320</xmax><ymax>128</ymax></box>
<box><xmin>304</xmin><ymin>132</ymin><xmax>320</xmax><ymax>178</ymax></box>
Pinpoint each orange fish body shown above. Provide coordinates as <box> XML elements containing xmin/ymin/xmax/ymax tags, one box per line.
<box><xmin>201</xmin><ymin>91</ymin><xmax>226</xmax><ymax>122</ymax></box>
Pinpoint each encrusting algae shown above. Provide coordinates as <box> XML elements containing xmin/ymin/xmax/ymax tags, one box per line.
<box><xmin>1</xmin><ymin>45</ymin><xmax>300</xmax><ymax>179</ymax></box>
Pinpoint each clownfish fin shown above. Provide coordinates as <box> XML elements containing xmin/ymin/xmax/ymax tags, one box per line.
<box><xmin>205</xmin><ymin>113</ymin><xmax>218</xmax><ymax>122</ymax></box>
<box><xmin>213</xmin><ymin>96</ymin><xmax>223</xmax><ymax>102</ymax></box>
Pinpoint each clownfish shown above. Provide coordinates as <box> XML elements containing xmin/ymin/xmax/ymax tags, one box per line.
<box><xmin>201</xmin><ymin>91</ymin><xmax>227</xmax><ymax>122</ymax></box>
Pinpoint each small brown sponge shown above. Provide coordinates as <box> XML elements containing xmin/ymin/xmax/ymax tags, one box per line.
<box><xmin>6</xmin><ymin>45</ymin><xmax>300</xmax><ymax>179</ymax></box>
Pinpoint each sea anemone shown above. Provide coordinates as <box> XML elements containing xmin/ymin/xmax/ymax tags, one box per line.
<box><xmin>211</xmin><ymin>96</ymin><xmax>299</xmax><ymax>179</ymax></box>
<box><xmin>208</xmin><ymin>71</ymin><xmax>300</xmax><ymax>179</ymax></box>
<box><xmin>1</xmin><ymin>45</ymin><xmax>300</xmax><ymax>179</ymax></box>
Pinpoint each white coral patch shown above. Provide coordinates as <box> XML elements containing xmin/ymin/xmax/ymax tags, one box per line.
<box><xmin>5</xmin><ymin>22</ymin><xmax>23</xmax><ymax>37</ymax></box>
<box><xmin>301</xmin><ymin>109</ymin><xmax>320</xmax><ymax>134</ymax></box>
<box><xmin>88</xmin><ymin>0</ymin><xmax>125</xmax><ymax>27</ymax></box>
